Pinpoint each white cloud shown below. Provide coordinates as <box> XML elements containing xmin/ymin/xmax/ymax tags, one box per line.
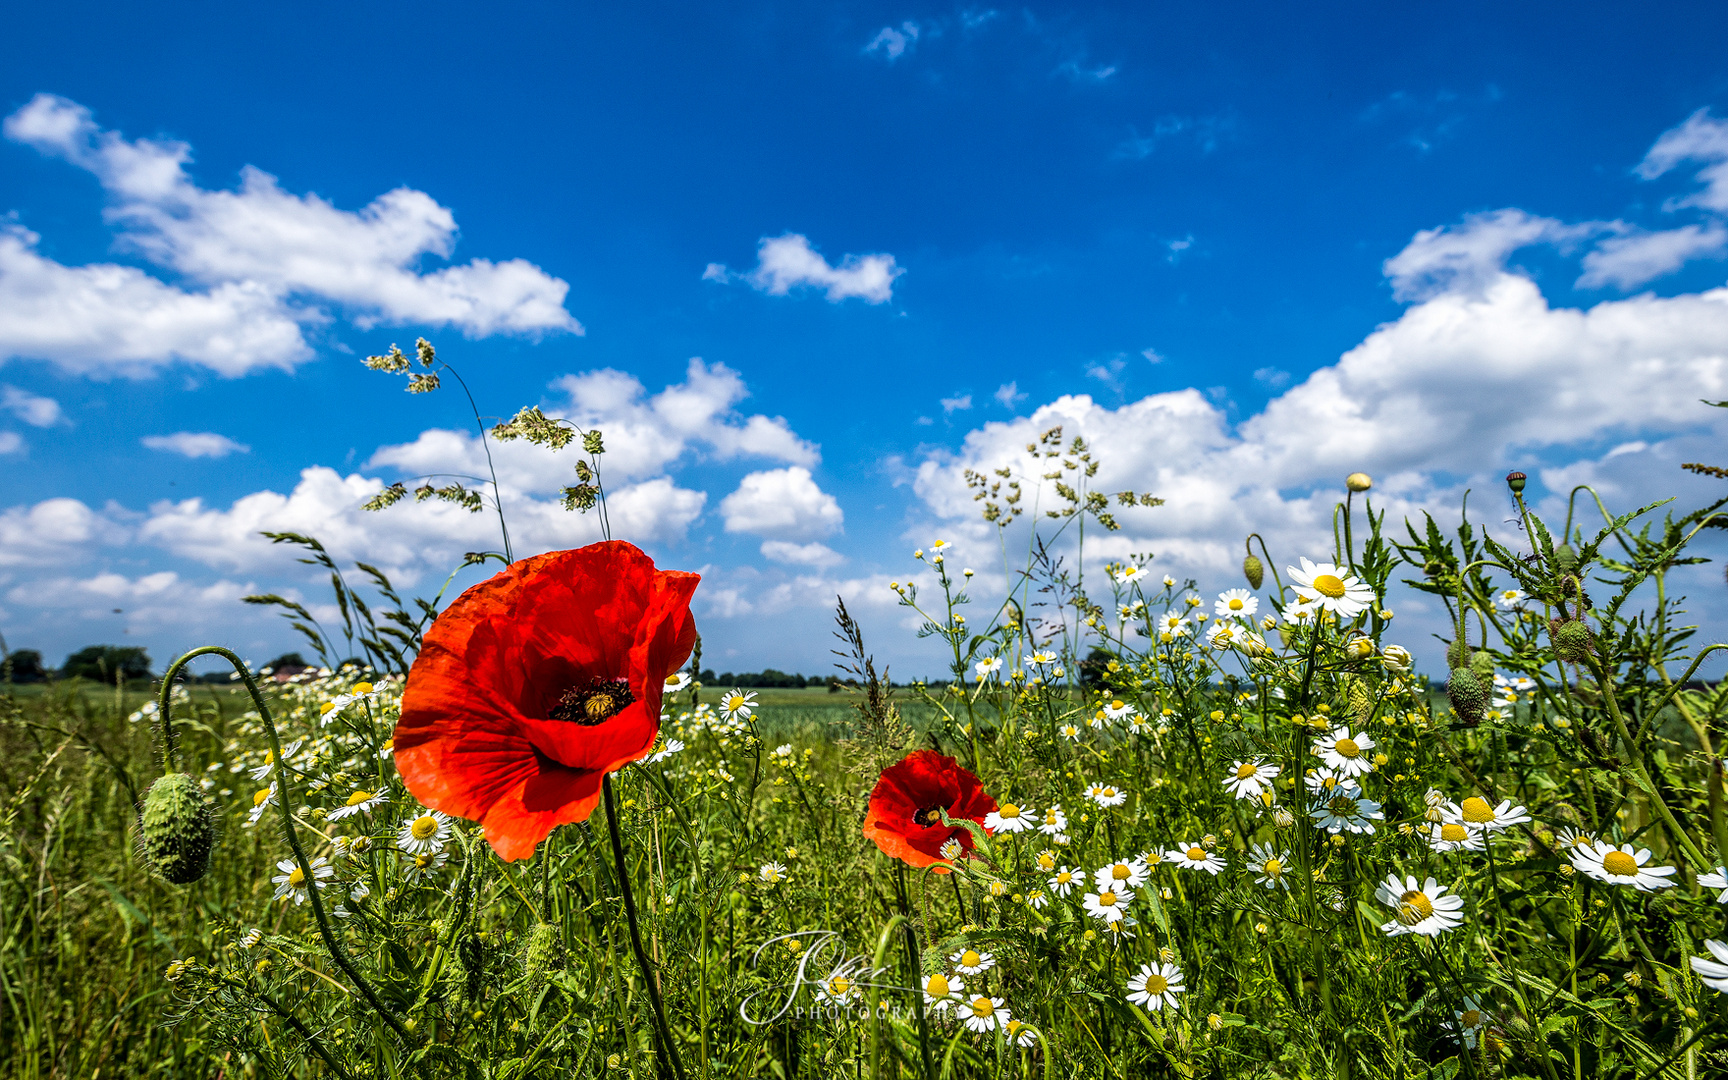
<box><xmin>2</xmin><ymin>385</ymin><xmax>63</xmax><ymax>426</ymax></box>
<box><xmin>941</xmin><ymin>394</ymin><xmax>972</xmax><ymax>414</ymax></box>
<box><xmin>1637</xmin><ymin>107</ymin><xmax>1728</xmax><ymax>213</ymax></box>
<box><xmin>141</xmin><ymin>431</ymin><xmax>250</xmax><ymax>458</ymax></box>
<box><xmin>0</xmin><ymin>497</ymin><xmax>129</xmax><ymax>567</ymax></box>
<box><xmin>865</xmin><ymin>22</ymin><xmax>921</xmax><ymax>60</ymax></box>
<box><xmin>1252</xmin><ymin>367</ymin><xmax>1291</xmax><ymax>389</ymax></box>
<box><xmin>1577</xmin><ymin>223</ymin><xmax>1728</xmax><ymax>289</ymax></box>
<box><xmin>707</xmin><ymin>234</ymin><xmax>902</xmax><ymax>304</ymax></box>
<box><xmin>760</xmin><ymin>540</ymin><xmax>844</xmax><ymax>568</ymax></box>
<box><xmin>0</xmin><ymin>432</ymin><xmax>22</xmax><ymax>455</ymax></box>
<box><xmin>1381</xmin><ymin>209</ymin><xmax>1593</xmax><ymax>302</ymax></box>
<box><xmin>0</xmin><ymin>94</ymin><xmax>578</xmax><ymax>377</ymax></box>
<box><xmin>1056</xmin><ymin>61</ymin><xmax>1117</xmax><ymax>84</ymax></box>
<box><xmin>994</xmin><ymin>381</ymin><xmax>1027</xmax><ymax>408</ymax></box>
<box><xmin>719</xmin><ymin>467</ymin><xmax>844</xmax><ymax>541</ymax></box>
<box><xmin>1141</xmin><ymin>348</ymin><xmax>1165</xmax><ymax>364</ymax></box>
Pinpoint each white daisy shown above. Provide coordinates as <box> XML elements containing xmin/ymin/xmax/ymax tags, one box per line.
<box><xmin>1380</xmin><ymin>645</ymin><xmax>1413</xmax><ymax>672</ymax></box>
<box><xmin>1554</xmin><ymin>826</ymin><xmax>1596</xmax><ymax>853</ymax></box>
<box><xmin>1285</xmin><ymin>558</ymin><xmax>1376</xmax><ymax>618</ymax></box>
<box><xmin>1084</xmin><ymin>783</ymin><xmax>1128</xmax><ymax>808</ymax></box>
<box><xmin>1058</xmin><ymin>723</ymin><xmax>1083</xmax><ymax>741</ymax></box>
<box><xmin>1311</xmin><ymin>790</ymin><xmax>1384</xmax><ymax>835</ymax></box>
<box><xmin>1698</xmin><ymin>866</ymin><xmax>1728</xmax><ymax>903</ymax></box>
<box><xmin>248</xmin><ymin>739</ymin><xmax>305</xmax><ymax>780</ymax></box>
<box><xmin>984</xmin><ymin>803</ymin><xmax>1034</xmax><ymax>833</ymax></box>
<box><xmin>1126</xmin><ymin>962</ymin><xmax>1185</xmax><ymax>1010</ymax></box>
<box><xmin>403</xmin><ymin>849</ymin><xmax>449</xmax><ymax>884</ymax></box>
<box><xmin>939</xmin><ymin>838</ymin><xmax>964</xmax><ymax>861</ymax></box>
<box><xmin>758</xmin><ymin>862</ymin><xmax>790</xmax><ymax>885</ymax></box>
<box><xmin>1375</xmin><ymin>873</ymin><xmax>1465</xmax><ymax>937</ymax></box>
<box><xmin>1102</xmin><ymin>699</ymin><xmax>1137</xmax><ymax>723</ymax></box>
<box><xmin>319</xmin><ymin>681</ymin><xmax>388</xmax><ymax>726</ymax></box>
<box><xmin>1155</xmin><ymin>613</ymin><xmax>1191</xmax><ymax>639</ymax></box>
<box><xmin>238</xmin><ymin>927</ymin><xmax>264</xmax><ymax>949</ymax></box>
<box><xmin>974</xmin><ymin>656</ymin><xmax>1002</xmax><ymax>679</ymax></box>
<box><xmin>921</xmin><ymin>972</ymin><xmax>966</xmax><ymax>1012</ymax></box>
<box><xmin>950</xmin><ymin>948</ymin><xmax>995</xmax><ymax>975</ymax></box>
<box><xmin>1494</xmin><ymin>589</ymin><xmax>1528</xmax><ymax>611</ymax></box>
<box><xmin>1162</xmin><ymin>575</ymin><xmax>1177</xmax><ymax>587</ymax></box>
<box><xmin>1028</xmin><ymin>651</ymin><xmax>1058</xmax><ymax>667</ymax></box>
<box><xmin>961</xmin><ymin>995</ymin><xmax>1010</xmax><ymax>1034</ymax></box>
<box><xmin>1048</xmin><ymin>867</ymin><xmax>1082</xmax><ymax>896</ymax></box>
<box><xmin>1233</xmin><ymin>630</ymin><xmax>1274</xmax><ymax>659</ymax></box>
<box><xmin>1426</xmin><ymin>821</ymin><xmax>1485</xmax><ymax>853</ymax></box>
<box><xmin>1118</xmin><ymin>565</ymin><xmax>1148</xmax><ymax>584</ymax></box>
<box><xmin>1083</xmin><ymin>887</ymin><xmax>1134</xmax><ymax>922</ymax></box>
<box><xmin>1204</xmin><ymin>622</ymin><xmax>1238</xmax><ymax>651</ymax></box>
<box><xmin>1447</xmin><ymin>996</ymin><xmax>1489</xmax><ymax>1049</ymax></box>
<box><xmin>813</xmin><ymin>970</ymin><xmax>862</xmax><ymax>1006</ymax></box>
<box><xmin>646</xmin><ymin>738</ymin><xmax>687</xmax><ymax>763</ymax></box>
<box><xmin>328</xmin><ymin>787</ymin><xmax>388</xmax><ymax>821</ymax></box>
<box><xmin>1443</xmin><ymin>796</ymin><xmax>1530</xmax><ymax>834</ymax></box>
<box><xmin>1093</xmin><ymin>857</ymin><xmax>1150</xmax><ymax>890</ymax></box>
<box><xmin>1167</xmin><ymin>843</ymin><xmax>1227</xmax><ymax>874</ymax></box>
<box><xmin>245</xmin><ymin>783</ymin><xmax>278</xmax><ymax>827</ymax></box>
<box><xmin>1003</xmin><ymin>1018</ymin><xmax>1038</xmax><ymax>1047</ymax></box>
<box><xmin>1247</xmin><ymin>843</ymin><xmax>1290</xmax><ymax>890</ymax></box>
<box><xmin>663</xmin><ymin>672</ymin><xmax>692</xmax><ymax>694</ymax></box>
<box><xmin>1312</xmin><ymin>726</ymin><xmax>1377</xmax><ymax>778</ymax></box>
<box><xmin>1691</xmin><ymin>939</ymin><xmax>1728</xmax><ymax>992</ymax></box>
<box><xmin>1223</xmin><ymin>759</ymin><xmax>1280</xmax><ymax>799</ymax></box>
<box><xmin>1038</xmin><ymin>805</ymin><xmax>1068</xmax><ymax>836</ymax></box>
<box><xmin>397</xmin><ymin>809</ymin><xmax>453</xmax><ymax>855</ymax></box>
<box><xmin>719</xmin><ymin>690</ymin><xmax>757</xmax><ymax>720</ymax></box>
<box><xmin>1570</xmin><ymin>841</ymin><xmax>1678</xmax><ymax>892</ymax></box>
<box><xmin>271</xmin><ymin>856</ymin><xmax>333</xmax><ymax>905</ymax></box>
<box><xmin>1215</xmin><ymin>589</ymin><xmax>1259</xmax><ymax>619</ymax></box>
<box><xmin>1025</xmin><ymin>890</ymin><xmax>1048</xmax><ymax>910</ymax></box>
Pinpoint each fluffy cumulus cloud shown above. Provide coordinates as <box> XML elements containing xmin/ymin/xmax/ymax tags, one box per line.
<box><xmin>2</xmin><ymin>385</ymin><xmax>64</xmax><ymax>426</ymax></box>
<box><xmin>141</xmin><ymin>431</ymin><xmax>250</xmax><ymax>458</ymax></box>
<box><xmin>0</xmin><ymin>94</ymin><xmax>579</xmax><ymax>376</ymax></box>
<box><xmin>704</xmin><ymin>233</ymin><xmax>902</xmax><ymax>304</ymax></box>
<box><xmin>719</xmin><ymin>467</ymin><xmax>844</xmax><ymax>541</ymax></box>
<box><xmin>0</xmin><ymin>497</ymin><xmax>129</xmax><ymax>567</ymax></box>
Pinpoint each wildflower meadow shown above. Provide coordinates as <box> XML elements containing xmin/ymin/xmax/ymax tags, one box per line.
<box><xmin>5</xmin><ymin>344</ymin><xmax>1728</xmax><ymax>1080</ymax></box>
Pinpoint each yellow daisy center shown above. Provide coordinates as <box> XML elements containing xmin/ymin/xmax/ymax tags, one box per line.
<box><xmin>926</xmin><ymin>974</ymin><xmax>951</xmax><ymax>996</ymax></box>
<box><xmin>253</xmin><ymin>788</ymin><xmax>272</xmax><ymax>807</ymax></box>
<box><xmin>1460</xmin><ymin>797</ymin><xmax>1495</xmax><ymax>824</ymax></box>
<box><xmin>353</xmin><ymin>682</ymin><xmax>373</xmax><ymax>694</ymax></box>
<box><xmin>1187</xmin><ymin>847</ymin><xmax>1207</xmax><ymax>862</ymax></box>
<box><xmin>1236</xmin><ymin>762</ymin><xmax>1259</xmax><ymax>779</ymax></box>
<box><xmin>1112</xmin><ymin>864</ymin><xmax>1131</xmax><ymax>881</ymax></box>
<box><xmin>1334</xmin><ymin>738</ymin><xmax>1362</xmax><ymax>758</ymax></box>
<box><xmin>1263</xmin><ymin>859</ymin><xmax>1283</xmax><ymax>877</ymax></box>
<box><xmin>411</xmin><ymin>815</ymin><xmax>439</xmax><ymax>840</ymax></box>
<box><xmin>1460</xmin><ymin>1009</ymin><xmax>1482</xmax><ymax>1027</ymax></box>
<box><xmin>1038</xmin><ymin>853</ymin><xmax>1055</xmax><ymax>870</ymax></box>
<box><xmin>1602</xmin><ymin>851</ymin><xmax>1639</xmax><ymax>877</ymax></box>
<box><xmin>999</xmin><ymin>804</ymin><xmax>1021</xmax><ymax>819</ymax></box>
<box><xmin>970</xmin><ymin>996</ymin><xmax>995</xmax><ymax>1019</ymax></box>
<box><xmin>829</xmin><ymin>977</ymin><xmax>851</xmax><ymax>995</ymax></box>
<box><xmin>381</xmin><ymin>738</ymin><xmax>394</xmax><ymax>752</ymax></box>
<box><xmin>346</xmin><ymin>790</ymin><xmax>373</xmax><ymax>807</ymax></box>
<box><xmin>415</xmin><ymin>854</ymin><xmax>434</xmax><ymax>869</ymax></box>
<box><xmin>1057</xmin><ymin>872</ymin><xmax>1072</xmax><ymax>884</ymax></box>
<box><xmin>1143</xmin><ymin>973</ymin><xmax>1169</xmax><ymax>995</ymax></box>
<box><xmin>1441</xmin><ymin>823</ymin><xmax>1469</xmax><ymax>842</ymax></box>
<box><xmin>1396</xmin><ymin>889</ymin><xmax>1434</xmax><ymax>924</ymax></box>
<box><xmin>960</xmin><ymin>950</ymin><xmax>981</xmax><ymax>968</ymax></box>
<box><xmin>1313</xmin><ymin>574</ymin><xmax>1347</xmax><ymax>599</ymax></box>
<box><xmin>320</xmin><ymin>702</ymin><xmax>336</xmax><ymax>715</ymax></box>
<box><xmin>1097</xmin><ymin>891</ymin><xmax>1117</xmax><ymax>906</ymax></box>
<box><xmin>1229</xmin><ymin>598</ymin><xmax>1245</xmax><ymax>610</ymax></box>
<box><xmin>1328</xmin><ymin>795</ymin><xmax>1358</xmax><ymax>814</ymax></box>
<box><xmin>287</xmin><ymin>867</ymin><xmax>306</xmax><ymax>887</ymax></box>
<box><xmin>664</xmin><ymin>674</ymin><xmax>682</xmax><ymax>687</ymax></box>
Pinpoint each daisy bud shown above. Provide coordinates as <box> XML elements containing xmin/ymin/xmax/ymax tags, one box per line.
<box><xmin>1243</xmin><ymin>553</ymin><xmax>1265</xmax><ymax>590</ymax></box>
<box><xmin>1345</xmin><ymin>472</ymin><xmax>1373</xmax><ymax>493</ymax></box>
<box><xmin>1505</xmin><ymin>470</ymin><xmax>1527</xmax><ymax>494</ymax></box>
<box><xmin>1272</xmin><ymin>808</ymin><xmax>1295</xmax><ymax>828</ymax></box>
<box><xmin>139</xmin><ymin>773</ymin><xmax>218</xmax><ymax>885</ymax></box>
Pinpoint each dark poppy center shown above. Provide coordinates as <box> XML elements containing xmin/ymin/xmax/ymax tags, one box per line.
<box><xmin>550</xmin><ymin>677</ymin><xmax>635</xmax><ymax>725</ymax></box>
<box><xmin>912</xmin><ymin>805</ymin><xmax>947</xmax><ymax>827</ymax></box>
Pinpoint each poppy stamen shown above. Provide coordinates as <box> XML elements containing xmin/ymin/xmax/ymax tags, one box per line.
<box><xmin>912</xmin><ymin>806</ymin><xmax>947</xmax><ymax>826</ymax></box>
<box><xmin>550</xmin><ymin>677</ymin><xmax>636</xmax><ymax>726</ymax></box>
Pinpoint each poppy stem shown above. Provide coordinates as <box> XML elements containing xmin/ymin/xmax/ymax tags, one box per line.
<box><xmin>602</xmin><ymin>772</ymin><xmax>687</xmax><ymax>1080</ymax></box>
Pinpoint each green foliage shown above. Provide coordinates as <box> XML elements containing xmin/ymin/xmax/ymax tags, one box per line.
<box><xmin>61</xmin><ymin>644</ymin><xmax>152</xmax><ymax>682</ymax></box>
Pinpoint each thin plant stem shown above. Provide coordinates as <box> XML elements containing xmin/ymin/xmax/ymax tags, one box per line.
<box><xmin>602</xmin><ymin>773</ymin><xmax>687</xmax><ymax>1080</ymax></box>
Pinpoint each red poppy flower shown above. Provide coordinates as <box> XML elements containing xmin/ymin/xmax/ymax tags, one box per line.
<box><xmin>393</xmin><ymin>541</ymin><xmax>699</xmax><ymax>860</ymax></box>
<box><xmin>861</xmin><ymin>750</ymin><xmax>997</xmax><ymax>872</ymax></box>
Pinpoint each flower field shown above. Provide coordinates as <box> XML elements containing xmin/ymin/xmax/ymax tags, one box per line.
<box><xmin>5</xmin><ymin>446</ymin><xmax>1728</xmax><ymax>1080</ymax></box>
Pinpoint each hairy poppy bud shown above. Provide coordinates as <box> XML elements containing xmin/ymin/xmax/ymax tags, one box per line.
<box><xmin>1444</xmin><ymin>638</ymin><xmax>1472</xmax><ymax>670</ymax></box>
<box><xmin>139</xmin><ymin>773</ymin><xmax>217</xmax><ymax>885</ymax></box>
<box><xmin>523</xmin><ymin>922</ymin><xmax>563</xmax><ymax>980</ymax></box>
<box><xmin>1505</xmin><ymin>470</ymin><xmax>1527</xmax><ymax>494</ymax></box>
<box><xmin>1469</xmin><ymin>649</ymin><xmax>1496</xmax><ymax>686</ymax></box>
<box><xmin>1243</xmin><ymin>553</ymin><xmax>1265</xmax><ymax>590</ymax></box>
<box><xmin>1345</xmin><ymin>472</ymin><xmax>1373</xmax><ymax>493</ymax></box>
<box><xmin>448</xmin><ymin>933</ymin><xmax>486</xmax><ymax>1007</ymax></box>
<box><xmin>1553</xmin><ymin>544</ymin><xmax>1580</xmax><ymax>577</ymax></box>
<box><xmin>1446</xmin><ymin>668</ymin><xmax>1487</xmax><ymax>723</ymax></box>
<box><xmin>1551</xmin><ymin>619</ymin><xmax>1595</xmax><ymax>663</ymax></box>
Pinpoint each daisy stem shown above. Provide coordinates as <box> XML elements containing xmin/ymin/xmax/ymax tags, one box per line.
<box><xmin>160</xmin><ymin>646</ymin><xmax>412</xmax><ymax>1045</ymax></box>
<box><xmin>601</xmin><ymin>773</ymin><xmax>687</xmax><ymax>1080</ymax></box>
<box><xmin>1587</xmin><ymin>653</ymin><xmax>1712</xmax><ymax>871</ymax></box>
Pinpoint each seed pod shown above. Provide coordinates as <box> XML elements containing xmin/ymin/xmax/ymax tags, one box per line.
<box><xmin>139</xmin><ymin>773</ymin><xmax>217</xmax><ymax>885</ymax></box>
<box><xmin>1505</xmin><ymin>470</ymin><xmax>1527</xmax><ymax>494</ymax></box>
<box><xmin>1446</xmin><ymin>668</ymin><xmax>1487</xmax><ymax>724</ymax></box>
<box><xmin>1469</xmin><ymin>649</ymin><xmax>1496</xmax><ymax>687</ymax></box>
<box><xmin>522</xmin><ymin>921</ymin><xmax>563</xmax><ymax>980</ymax></box>
<box><xmin>1551</xmin><ymin>619</ymin><xmax>1595</xmax><ymax>663</ymax></box>
<box><xmin>1444</xmin><ymin>638</ymin><xmax>1472</xmax><ymax>669</ymax></box>
<box><xmin>1553</xmin><ymin>543</ymin><xmax>1580</xmax><ymax>577</ymax></box>
<box><xmin>1243</xmin><ymin>553</ymin><xmax>1265</xmax><ymax>590</ymax></box>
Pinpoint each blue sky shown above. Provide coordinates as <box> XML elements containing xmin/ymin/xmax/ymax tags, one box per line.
<box><xmin>5</xmin><ymin>2</ymin><xmax>1728</xmax><ymax>677</ymax></box>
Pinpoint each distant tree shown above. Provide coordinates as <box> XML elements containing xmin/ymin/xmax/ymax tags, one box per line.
<box><xmin>62</xmin><ymin>645</ymin><xmax>153</xmax><ymax>682</ymax></box>
<box><xmin>1079</xmin><ymin>647</ymin><xmax>1117</xmax><ymax>690</ymax></box>
<box><xmin>264</xmin><ymin>652</ymin><xmax>308</xmax><ymax>672</ymax></box>
<box><xmin>4</xmin><ymin>648</ymin><xmax>46</xmax><ymax>683</ymax></box>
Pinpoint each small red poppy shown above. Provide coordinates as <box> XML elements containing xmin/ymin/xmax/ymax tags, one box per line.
<box><xmin>393</xmin><ymin>541</ymin><xmax>699</xmax><ymax>860</ymax></box>
<box><xmin>861</xmin><ymin>749</ymin><xmax>997</xmax><ymax>873</ymax></box>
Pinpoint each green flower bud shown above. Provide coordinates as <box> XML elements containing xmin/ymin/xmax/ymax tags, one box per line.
<box><xmin>1243</xmin><ymin>554</ymin><xmax>1265</xmax><ymax>590</ymax></box>
<box><xmin>1444</xmin><ymin>638</ymin><xmax>1472</xmax><ymax>670</ymax></box>
<box><xmin>1552</xmin><ymin>619</ymin><xmax>1595</xmax><ymax>663</ymax></box>
<box><xmin>1345</xmin><ymin>472</ymin><xmax>1373</xmax><ymax>493</ymax></box>
<box><xmin>448</xmin><ymin>932</ymin><xmax>486</xmax><ymax>1008</ymax></box>
<box><xmin>1505</xmin><ymin>470</ymin><xmax>1527</xmax><ymax>494</ymax></box>
<box><xmin>1446</xmin><ymin>668</ymin><xmax>1487</xmax><ymax>724</ymax></box>
<box><xmin>1553</xmin><ymin>543</ymin><xmax>1580</xmax><ymax>577</ymax></box>
<box><xmin>523</xmin><ymin>921</ymin><xmax>563</xmax><ymax>980</ymax></box>
<box><xmin>139</xmin><ymin>773</ymin><xmax>217</xmax><ymax>885</ymax></box>
<box><xmin>1469</xmin><ymin>649</ymin><xmax>1496</xmax><ymax>686</ymax></box>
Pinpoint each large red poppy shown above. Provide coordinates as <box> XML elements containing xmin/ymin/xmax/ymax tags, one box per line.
<box><xmin>393</xmin><ymin>541</ymin><xmax>699</xmax><ymax>860</ymax></box>
<box><xmin>862</xmin><ymin>750</ymin><xmax>997</xmax><ymax>872</ymax></box>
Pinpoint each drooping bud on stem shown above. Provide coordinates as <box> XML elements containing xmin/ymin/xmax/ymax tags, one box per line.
<box><xmin>1469</xmin><ymin>648</ymin><xmax>1496</xmax><ymax>687</ymax></box>
<box><xmin>1446</xmin><ymin>668</ymin><xmax>1487</xmax><ymax>725</ymax></box>
<box><xmin>139</xmin><ymin>773</ymin><xmax>217</xmax><ymax>885</ymax></box>
<box><xmin>523</xmin><ymin>921</ymin><xmax>564</xmax><ymax>980</ymax></box>
<box><xmin>1243</xmin><ymin>553</ymin><xmax>1264</xmax><ymax>590</ymax></box>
